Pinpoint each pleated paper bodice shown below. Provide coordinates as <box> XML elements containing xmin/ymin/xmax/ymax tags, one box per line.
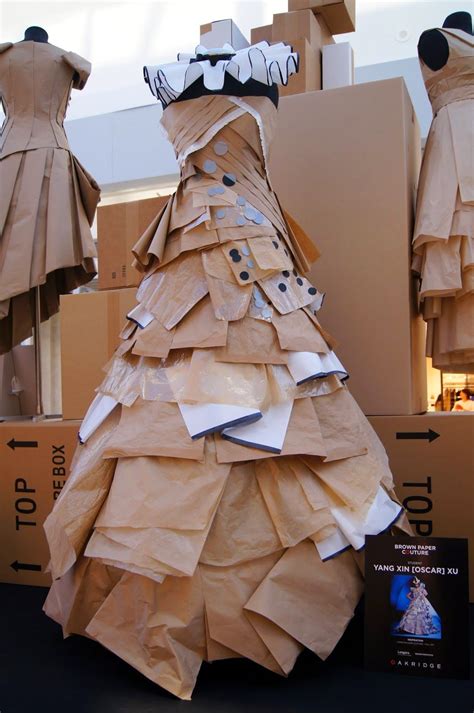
<box><xmin>0</xmin><ymin>41</ymin><xmax>90</xmax><ymax>157</ymax></box>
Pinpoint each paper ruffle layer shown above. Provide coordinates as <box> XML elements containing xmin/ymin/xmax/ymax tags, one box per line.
<box><xmin>144</xmin><ymin>41</ymin><xmax>298</xmax><ymax>107</ymax></box>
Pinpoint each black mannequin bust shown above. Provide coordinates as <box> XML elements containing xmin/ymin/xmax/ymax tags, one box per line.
<box><xmin>418</xmin><ymin>12</ymin><xmax>473</xmax><ymax>71</ymax></box>
<box><xmin>22</xmin><ymin>26</ymin><xmax>49</xmax><ymax>43</ymax></box>
<box><xmin>20</xmin><ymin>26</ymin><xmax>80</xmax><ymax>84</ymax></box>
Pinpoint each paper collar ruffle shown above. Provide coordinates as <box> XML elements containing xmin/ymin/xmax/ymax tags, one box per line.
<box><xmin>144</xmin><ymin>42</ymin><xmax>299</xmax><ymax>107</ymax></box>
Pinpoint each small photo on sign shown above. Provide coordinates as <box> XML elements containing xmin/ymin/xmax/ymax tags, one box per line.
<box><xmin>390</xmin><ymin>574</ymin><xmax>442</xmax><ymax>640</ymax></box>
<box><xmin>364</xmin><ymin>536</ymin><xmax>469</xmax><ymax>680</ymax></box>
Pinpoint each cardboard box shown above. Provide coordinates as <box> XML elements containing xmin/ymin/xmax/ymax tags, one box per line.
<box><xmin>97</xmin><ymin>196</ymin><xmax>169</xmax><ymax>290</ymax></box>
<box><xmin>368</xmin><ymin>413</ymin><xmax>474</xmax><ymax>600</ymax></box>
<box><xmin>280</xmin><ymin>38</ymin><xmax>321</xmax><ymax>96</ymax></box>
<box><xmin>60</xmin><ymin>288</ymin><xmax>137</xmax><ymax>420</ymax></box>
<box><xmin>250</xmin><ymin>24</ymin><xmax>273</xmax><ymax>45</ymax></box>
<box><xmin>200</xmin><ymin>19</ymin><xmax>249</xmax><ymax>50</ymax></box>
<box><xmin>272</xmin><ymin>9</ymin><xmax>334</xmax><ymax>47</ymax></box>
<box><xmin>322</xmin><ymin>41</ymin><xmax>354</xmax><ymax>89</ymax></box>
<box><xmin>270</xmin><ymin>79</ymin><xmax>426</xmax><ymax>415</ymax></box>
<box><xmin>288</xmin><ymin>0</ymin><xmax>356</xmax><ymax>35</ymax></box>
<box><xmin>0</xmin><ymin>419</ymin><xmax>79</xmax><ymax>586</ymax></box>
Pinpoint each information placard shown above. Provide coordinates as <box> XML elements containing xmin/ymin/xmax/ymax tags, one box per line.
<box><xmin>364</xmin><ymin>536</ymin><xmax>469</xmax><ymax>679</ymax></box>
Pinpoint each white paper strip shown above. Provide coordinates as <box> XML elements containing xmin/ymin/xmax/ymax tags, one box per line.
<box><xmin>331</xmin><ymin>487</ymin><xmax>403</xmax><ymax>552</ymax></box>
<box><xmin>126</xmin><ymin>303</ymin><xmax>155</xmax><ymax>329</ymax></box>
<box><xmin>315</xmin><ymin>487</ymin><xmax>403</xmax><ymax>561</ymax></box>
<box><xmin>315</xmin><ymin>528</ymin><xmax>351</xmax><ymax>562</ymax></box>
<box><xmin>287</xmin><ymin>350</ymin><xmax>348</xmax><ymax>385</ymax></box>
<box><xmin>79</xmin><ymin>393</ymin><xmax>119</xmax><ymax>444</ymax></box>
<box><xmin>222</xmin><ymin>399</ymin><xmax>293</xmax><ymax>453</ymax></box>
<box><xmin>178</xmin><ymin>402</ymin><xmax>262</xmax><ymax>440</ymax></box>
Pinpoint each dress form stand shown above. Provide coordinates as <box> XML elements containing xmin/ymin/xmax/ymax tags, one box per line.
<box><xmin>33</xmin><ymin>286</ymin><xmax>45</xmax><ymax>419</ymax></box>
<box><xmin>25</xmin><ymin>28</ymin><xmax>49</xmax><ymax>420</ymax></box>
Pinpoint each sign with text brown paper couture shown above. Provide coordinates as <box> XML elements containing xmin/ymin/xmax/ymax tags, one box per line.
<box><xmin>364</xmin><ymin>536</ymin><xmax>469</xmax><ymax>680</ymax></box>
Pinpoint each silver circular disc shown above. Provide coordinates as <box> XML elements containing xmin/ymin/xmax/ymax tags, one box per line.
<box><xmin>214</xmin><ymin>141</ymin><xmax>228</xmax><ymax>156</ymax></box>
<box><xmin>215</xmin><ymin>208</ymin><xmax>226</xmax><ymax>219</ymax></box>
<box><xmin>203</xmin><ymin>159</ymin><xmax>217</xmax><ymax>174</ymax></box>
<box><xmin>236</xmin><ymin>195</ymin><xmax>246</xmax><ymax>207</ymax></box>
<box><xmin>236</xmin><ymin>216</ymin><xmax>246</xmax><ymax>226</ymax></box>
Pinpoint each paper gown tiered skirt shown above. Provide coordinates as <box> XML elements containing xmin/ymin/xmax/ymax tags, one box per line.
<box><xmin>43</xmin><ymin>95</ymin><xmax>410</xmax><ymax>699</ymax></box>
<box><xmin>412</xmin><ymin>98</ymin><xmax>474</xmax><ymax>372</ymax></box>
<box><xmin>0</xmin><ymin>147</ymin><xmax>99</xmax><ymax>353</ymax></box>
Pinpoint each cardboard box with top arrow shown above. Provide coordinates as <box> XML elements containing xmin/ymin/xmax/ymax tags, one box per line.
<box><xmin>0</xmin><ymin>419</ymin><xmax>80</xmax><ymax>586</ymax></box>
<box><xmin>369</xmin><ymin>413</ymin><xmax>474</xmax><ymax>601</ymax></box>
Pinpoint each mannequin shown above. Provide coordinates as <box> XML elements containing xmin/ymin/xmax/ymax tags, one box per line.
<box><xmin>418</xmin><ymin>11</ymin><xmax>473</xmax><ymax>70</ymax></box>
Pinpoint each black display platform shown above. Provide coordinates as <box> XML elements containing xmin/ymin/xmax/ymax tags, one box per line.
<box><xmin>1</xmin><ymin>583</ymin><xmax>472</xmax><ymax>713</ymax></box>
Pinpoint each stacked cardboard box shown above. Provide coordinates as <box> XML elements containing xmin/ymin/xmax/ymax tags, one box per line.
<box><xmin>97</xmin><ymin>195</ymin><xmax>169</xmax><ymax>291</ymax></box>
<box><xmin>60</xmin><ymin>287</ymin><xmax>137</xmax><ymax>420</ymax></box>
<box><xmin>59</xmin><ymin>194</ymin><xmax>171</xmax><ymax>420</ymax></box>
<box><xmin>251</xmin><ymin>9</ymin><xmax>334</xmax><ymax>95</ymax></box>
<box><xmin>288</xmin><ymin>0</ymin><xmax>356</xmax><ymax>35</ymax></box>
<box><xmin>271</xmin><ymin>78</ymin><xmax>473</xmax><ymax>599</ymax></box>
<box><xmin>270</xmin><ymin>78</ymin><xmax>425</xmax><ymax>416</ymax></box>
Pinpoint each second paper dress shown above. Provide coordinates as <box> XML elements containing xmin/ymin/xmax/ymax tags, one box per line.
<box><xmin>44</xmin><ymin>43</ymin><xmax>410</xmax><ymax>700</ymax></box>
<box><xmin>0</xmin><ymin>40</ymin><xmax>99</xmax><ymax>353</ymax></box>
<box><xmin>413</xmin><ymin>28</ymin><xmax>474</xmax><ymax>372</ymax></box>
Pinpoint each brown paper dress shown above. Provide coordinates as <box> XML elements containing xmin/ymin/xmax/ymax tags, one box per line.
<box><xmin>43</xmin><ymin>43</ymin><xmax>410</xmax><ymax>700</ymax></box>
<box><xmin>412</xmin><ymin>29</ymin><xmax>474</xmax><ymax>372</ymax></box>
<box><xmin>0</xmin><ymin>40</ymin><xmax>99</xmax><ymax>354</ymax></box>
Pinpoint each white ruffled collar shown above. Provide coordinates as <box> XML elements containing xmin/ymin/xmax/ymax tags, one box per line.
<box><xmin>144</xmin><ymin>41</ymin><xmax>299</xmax><ymax>107</ymax></box>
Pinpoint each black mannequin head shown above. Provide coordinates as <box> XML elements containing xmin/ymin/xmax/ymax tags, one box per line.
<box><xmin>418</xmin><ymin>11</ymin><xmax>472</xmax><ymax>71</ymax></box>
<box><xmin>442</xmin><ymin>12</ymin><xmax>473</xmax><ymax>34</ymax></box>
<box><xmin>23</xmin><ymin>26</ymin><xmax>49</xmax><ymax>43</ymax></box>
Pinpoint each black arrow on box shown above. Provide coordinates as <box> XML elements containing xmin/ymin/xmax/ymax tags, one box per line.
<box><xmin>10</xmin><ymin>560</ymin><xmax>41</xmax><ymax>572</ymax></box>
<box><xmin>396</xmin><ymin>429</ymin><xmax>440</xmax><ymax>443</ymax></box>
<box><xmin>7</xmin><ymin>438</ymin><xmax>38</xmax><ymax>450</ymax></box>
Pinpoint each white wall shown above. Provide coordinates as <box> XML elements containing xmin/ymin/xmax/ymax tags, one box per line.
<box><xmin>356</xmin><ymin>57</ymin><xmax>432</xmax><ymax>138</ymax></box>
